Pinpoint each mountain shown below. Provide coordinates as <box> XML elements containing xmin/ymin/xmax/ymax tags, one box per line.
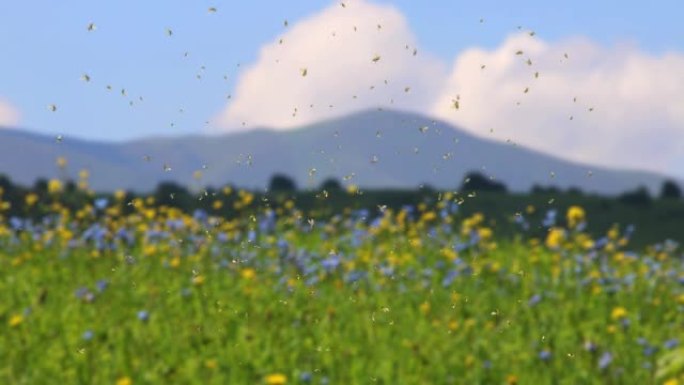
<box><xmin>0</xmin><ymin>109</ymin><xmax>674</xmax><ymax>194</ymax></box>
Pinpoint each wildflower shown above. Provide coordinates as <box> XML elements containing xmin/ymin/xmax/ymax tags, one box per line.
<box><xmin>83</xmin><ymin>330</ymin><xmax>94</xmax><ymax>341</ymax></box>
<box><xmin>48</xmin><ymin>179</ymin><xmax>63</xmax><ymax>194</ymax></box>
<box><xmin>205</xmin><ymin>359</ymin><xmax>218</xmax><ymax>369</ymax></box>
<box><xmin>116</xmin><ymin>377</ymin><xmax>132</xmax><ymax>385</ymax></box>
<box><xmin>8</xmin><ymin>314</ymin><xmax>23</xmax><ymax>327</ymax></box>
<box><xmin>96</xmin><ymin>279</ymin><xmax>109</xmax><ymax>292</ymax></box>
<box><xmin>192</xmin><ymin>275</ymin><xmax>205</xmax><ymax>286</ymax></box>
<box><xmin>566</xmin><ymin>206</ymin><xmax>585</xmax><ymax>229</ymax></box>
<box><xmin>664</xmin><ymin>338</ymin><xmax>679</xmax><ymax>349</ymax></box>
<box><xmin>598</xmin><ymin>351</ymin><xmax>612</xmax><ymax>370</ymax></box>
<box><xmin>25</xmin><ymin>193</ymin><xmax>39</xmax><ymax>206</ymax></box>
<box><xmin>114</xmin><ymin>190</ymin><xmax>126</xmax><ymax>201</ymax></box>
<box><xmin>241</xmin><ymin>268</ymin><xmax>256</xmax><ymax>280</ymax></box>
<box><xmin>538</xmin><ymin>350</ymin><xmax>552</xmax><ymax>361</ymax></box>
<box><xmin>611</xmin><ymin>307</ymin><xmax>627</xmax><ymax>320</ymax></box>
<box><xmin>545</xmin><ymin>228</ymin><xmax>565</xmax><ymax>249</ymax></box>
<box><xmin>94</xmin><ymin>198</ymin><xmax>109</xmax><ymax>210</ymax></box>
<box><xmin>265</xmin><ymin>373</ymin><xmax>287</xmax><ymax>385</ymax></box>
<box><xmin>299</xmin><ymin>372</ymin><xmax>312</xmax><ymax>383</ymax></box>
<box><xmin>528</xmin><ymin>294</ymin><xmax>542</xmax><ymax>307</ymax></box>
<box><xmin>506</xmin><ymin>374</ymin><xmax>518</xmax><ymax>385</ymax></box>
<box><xmin>583</xmin><ymin>341</ymin><xmax>597</xmax><ymax>352</ymax></box>
<box><xmin>664</xmin><ymin>379</ymin><xmax>679</xmax><ymax>385</ymax></box>
<box><xmin>137</xmin><ymin>310</ymin><xmax>150</xmax><ymax>322</ymax></box>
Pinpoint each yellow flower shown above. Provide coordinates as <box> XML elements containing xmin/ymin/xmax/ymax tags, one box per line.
<box><xmin>566</xmin><ymin>205</ymin><xmax>585</xmax><ymax>229</ymax></box>
<box><xmin>114</xmin><ymin>190</ymin><xmax>126</xmax><ymax>201</ymax></box>
<box><xmin>664</xmin><ymin>379</ymin><xmax>679</xmax><ymax>385</ymax></box>
<box><xmin>419</xmin><ymin>301</ymin><xmax>431</xmax><ymax>314</ymax></box>
<box><xmin>192</xmin><ymin>275</ymin><xmax>205</xmax><ymax>286</ymax></box>
<box><xmin>205</xmin><ymin>359</ymin><xmax>218</xmax><ymax>369</ymax></box>
<box><xmin>241</xmin><ymin>268</ymin><xmax>256</xmax><ymax>280</ymax></box>
<box><xmin>506</xmin><ymin>374</ymin><xmax>519</xmax><ymax>385</ymax></box>
<box><xmin>420</xmin><ymin>211</ymin><xmax>436</xmax><ymax>222</ymax></box>
<box><xmin>607</xmin><ymin>226</ymin><xmax>619</xmax><ymax>240</ymax></box>
<box><xmin>48</xmin><ymin>179</ymin><xmax>63</xmax><ymax>194</ymax></box>
<box><xmin>265</xmin><ymin>373</ymin><xmax>287</xmax><ymax>385</ymax></box>
<box><xmin>79</xmin><ymin>169</ymin><xmax>90</xmax><ymax>179</ymax></box>
<box><xmin>611</xmin><ymin>306</ymin><xmax>627</xmax><ymax>320</ymax></box>
<box><xmin>8</xmin><ymin>314</ymin><xmax>23</xmax><ymax>327</ymax></box>
<box><xmin>116</xmin><ymin>377</ymin><xmax>132</xmax><ymax>385</ymax></box>
<box><xmin>478</xmin><ymin>227</ymin><xmax>493</xmax><ymax>240</ymax></box>
<box><xmin>545</xmin><ymin>228</ymin><xmax>565</xmax><ymax>249</ymax></box>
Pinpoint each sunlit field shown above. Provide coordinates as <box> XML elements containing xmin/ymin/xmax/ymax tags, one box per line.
<box><xmin>2</xmin><ymin>186</ymin><xmax>684</xmax><ymax>384</ymax></box>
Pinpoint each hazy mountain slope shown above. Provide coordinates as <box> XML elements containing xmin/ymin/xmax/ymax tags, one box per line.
<box><xmin>0</xmin><ymin>109</ymin><xmax>673</xmax><ymax>194</ymax></box>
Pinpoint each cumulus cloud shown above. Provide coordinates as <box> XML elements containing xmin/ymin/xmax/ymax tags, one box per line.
<box><xmin>431</xmin><ymin>33</ymin><xmax>684</xmax><ymax>176</ymax></box>
<box><xmin>0</xmin><ymin>98</ymin><xmax>20</xmax><ymax>127</ymax></box>
<box><xmin>216</xmin><ymin>0</ymin><xmax>684</xmax><ymax>177</ymax></box>
<box><xmin>215</xmin><ymin>0</ymin><xmax>446</xmax><ymax>130</ymax></box>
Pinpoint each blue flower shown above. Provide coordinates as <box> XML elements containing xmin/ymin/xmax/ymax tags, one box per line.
<box><xmin>664</xmin><ymin>338</ymin><xmax>679</xmax><ymax>350</ymax></box>
<box><xmin>539</xmin><ymin>350</ymin><xmax>552</xmax><ymax>361</ymax></box>
<box><xmin>598</xmin><ymin>352</ymin><xmax>612</xmax><ymax>370</ymax></box>
<box><xmin>96</xmin><ymin>279</ymin><xmax>109</xmax><ymax>292</ymax></box>
<box><xmin>94</xmin><ymin>198</ymin><xmax>109</xmax><ymax>210</ymax></box>
<box><xmin>299</xmin><ymin>372</ymin><xmax>312</xmax><ymax>383</ymax></box>
<box><xmin>584</xmin><ymin>341</ymin><xmax>597</xmax><ymax>352</ymax></box>
<box><xmin>82</xmin><ymin>330</ymin><xmax>94</xmax><ymax>341</ymax></box>
<box><xmin>528</xmin><ymin>294</ymin><xmax>542</xmax><ymax>307</ymax></box>
<box><xmin>137</xmin><ymin>310</ymin><xmax>150</xmax><ymax>322</ymax></box>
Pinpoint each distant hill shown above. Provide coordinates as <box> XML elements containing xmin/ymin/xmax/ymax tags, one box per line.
<box><xmin>0</xmin><ymin>109</ymin><xmax>674</xmax><ymax>194</ymax></box>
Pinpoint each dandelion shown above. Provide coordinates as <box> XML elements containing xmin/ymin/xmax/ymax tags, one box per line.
<box><xmin>116</xmin><ymin>377</ymin><xmax>132</xmax><ymax>385</ymax></box>
<box><xmin>241</xmin><ymin>268</ymin><xmax>256</xmax><ymax>280</ymax></box>
<box><xmin>545</xmin><ymin>228</ymin><xmax>565</xmax><ymax>249</ymax></box>
<box><xmin>25</xmin><ymin>193</ymin><xmax>39</xmax><ymax>206</ymax></box>
<box><xmin>611</xmin><ymin>307</ymin><xmax>627</xmax><ymax>320</ymax></box>
<box><xmin>567</xmin><ymin>205</ymin><xmax>586</xmax><ymax>229</ymax></box>
<box><xmin>48</xmin><ymin>179</ymin><xmax>63</xmax><ymax>194</ymax></box>
<box><xmin>419</xmin><ymin>301</ymin><xmax>430</xmax><ymax>314</ymax></box>
<box><xmin>506</xmin><ymin>374</ymin><xmax>518</xmax><ymax>385</ymax></box>
<box><xmin>265</xmin><ymin>373</ymin><xmax>287</xmax><ymax>385</ymax></box>
<box><xmin>8</xmin><ymin>314</ymin><xmax>23</xmax><ymax>327</ymax></box>
<box><xmin>204</xmin><ymin>359</ymin><xmax>218</xmax><ymax>369</ymax></box>
<box><xmin>192</xmin><ymin>275</ymin><xmax>205</xmax><ymax>286</ymax></box>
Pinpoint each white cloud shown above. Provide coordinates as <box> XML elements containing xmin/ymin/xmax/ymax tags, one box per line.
<box><xmin>215</xmin><ymin>0</ymin><xmax>446</xmax><ymax>131</ymax></box>
<box><xmin>431</xmin><ymin>33</ymin><xmax>684</xmax><ymax>176</ymax></box>
<box><xmin>0</xmin><ymin>98</ymin><xmax>20</xmax><ymax>127</ymax></box>
<box><xmin>216</xmin><ymin>0</ymin><xmax>684</xmax><ymax>177</ymax></box>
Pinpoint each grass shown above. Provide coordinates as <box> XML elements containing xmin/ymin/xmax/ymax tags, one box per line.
<box><xmin>1</xmin><ymin>194</ymin><xmax>684</xmax><ymax>384</ymax></box>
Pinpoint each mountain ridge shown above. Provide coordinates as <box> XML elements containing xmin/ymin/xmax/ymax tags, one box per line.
<box><xmin>0</xmin><ymin>109</ymin><xmax>675</xmax><ymax>194</ymax></box>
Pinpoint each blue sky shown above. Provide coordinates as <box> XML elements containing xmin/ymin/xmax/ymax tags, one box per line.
<box><xmin>1</xmin><ymin>0</ymin><xmax>684</xmax><ymax>178</ymax></box>
<box><xmin>0</xmin><ymin>0</ymin><xmax>681</xmax><ymax>140</ymax></box>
